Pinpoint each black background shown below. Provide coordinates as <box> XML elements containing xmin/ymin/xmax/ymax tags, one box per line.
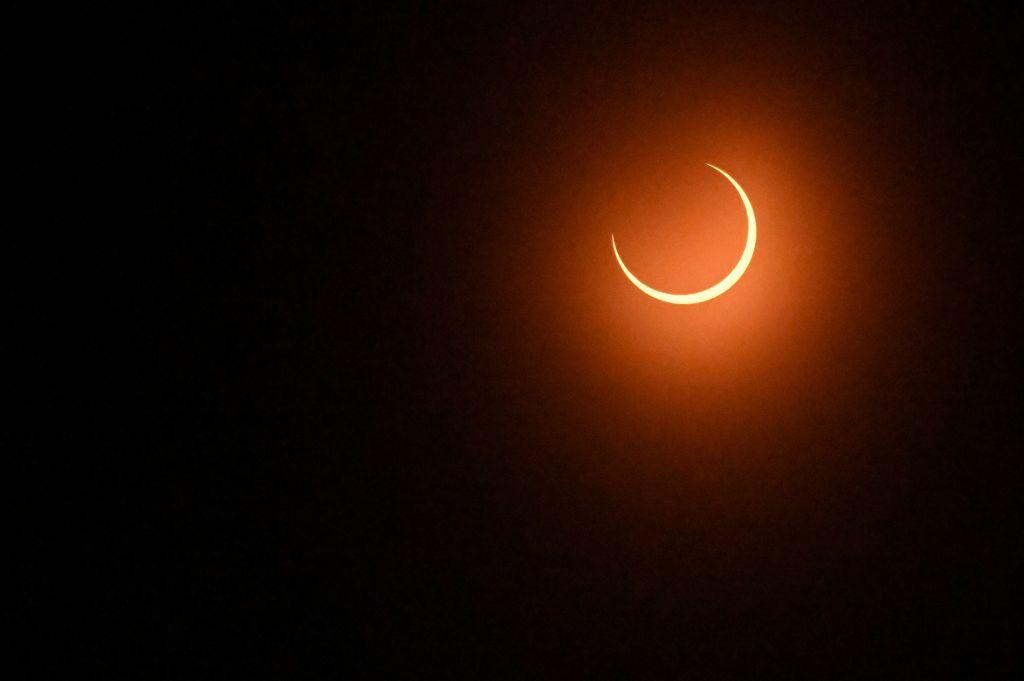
<box><xmin>82</xmin><ymin>2</ymin><xmax>1021</xmax><ymax>677</ymax></box>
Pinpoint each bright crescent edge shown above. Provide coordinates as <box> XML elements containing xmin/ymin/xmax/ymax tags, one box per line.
<box><xmin>611</xmin><ymin>164</ymin><xmax>756</xmax><ymax>305</ymax></box>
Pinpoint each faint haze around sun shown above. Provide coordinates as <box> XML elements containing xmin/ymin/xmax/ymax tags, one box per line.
<box><xmin>459</xmin><ymin>58</ymin><xmax>924</xmax><ymax>489</ymax></box>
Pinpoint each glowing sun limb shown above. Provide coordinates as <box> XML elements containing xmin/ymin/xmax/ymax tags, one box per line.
<box><xmin>612</xmin><ymin>164</ymin><xmax>756</xmax><ymax>305</ymax></box>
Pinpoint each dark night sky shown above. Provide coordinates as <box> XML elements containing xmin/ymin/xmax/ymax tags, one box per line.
<box><xmin>87</xmin><ymin>2</ymin><xmax>1022</xmax><ymax>677</ymax></box>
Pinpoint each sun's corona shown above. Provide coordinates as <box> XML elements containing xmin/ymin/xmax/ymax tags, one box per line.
<box><xmin>612</xmin><ymin>164</ymin><xmax>756</xmax><ymax>304</ymax></box>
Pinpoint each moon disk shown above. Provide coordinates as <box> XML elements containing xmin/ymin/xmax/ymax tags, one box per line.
<box><xmin>612</xmin><ymin>164</ymin><xmax>756</xmax><ymax>304</ymax></box>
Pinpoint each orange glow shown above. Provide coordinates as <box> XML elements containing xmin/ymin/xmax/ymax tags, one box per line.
<box><xmin>612</xmin><ymin>164</ymin><xmax>756</xmax><ymax>304</ymax></box>
<box><xmin>466</xmin><ymin>60</ymin><xmax>914</xmax><ymax>481</ymax></box>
